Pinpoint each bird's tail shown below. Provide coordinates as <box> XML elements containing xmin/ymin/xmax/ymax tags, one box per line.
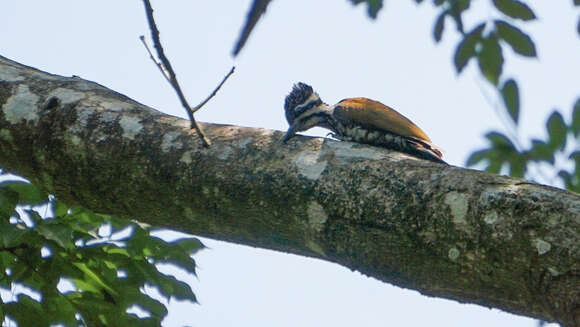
<box><xmin>407</xmin><ymin>137</ymin><xmax>446</xmax><ymax>164</ymax></box>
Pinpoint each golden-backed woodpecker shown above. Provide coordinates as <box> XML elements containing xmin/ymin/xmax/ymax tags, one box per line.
<box><xmin>282</xmin><ymin>82</ymin><xmax>445</xmax><ymax>164</ymax></box>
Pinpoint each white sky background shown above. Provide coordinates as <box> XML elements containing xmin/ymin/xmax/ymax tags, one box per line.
<box><xmin>1</xmin><ymin>0</ymin><xmax>579</xmax><ymax>326</ymax></box>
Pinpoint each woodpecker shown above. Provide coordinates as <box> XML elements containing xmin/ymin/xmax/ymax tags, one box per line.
<box><xmin>282</xmin><ymin>82</ymin><xmax>445</xmax><ymax>163</ymax></box>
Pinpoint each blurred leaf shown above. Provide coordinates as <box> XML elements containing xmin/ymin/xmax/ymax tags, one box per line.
<box><xmin>492</xmin><ymin>0</ymin><xmax>536</xmax><ymax>20</ymax></box>
<box><xmin>0</xmin><ymin>181</ymin><xmax>48</xmax><ymax>205</ymax></box>
<box><xmin>466</xmin><ymin>149</ymin><xmax>492</xmax><ymax>166</ymax></box>
<box><xmin>173</xmin><ymin>237</ymin><xmax>205</xmax><ymax>254</ymax></box>
<box><xmin>572</xmin><ymin>99</ymin><xmax>580</xmax><ymax>136</ymax></box>
<box><xmin>133</xmin><ymin>295</ymin><xmax>168</xmax><ymax>320</ymax></box>
<box><xmin>4</xmin><ymin>295</ymin><xmax>48</xmax><ymax>327</ymax></box>
<box><xmin>42</xmin><ymin>292</ymin><xmax>78</xmax><ymax>326</ymax></box>
<box><xmin>528</xmin><ymin>139</ymin><xmax>555</xmax><ymax>164</ymax></box>
<box><xmin>454</xmin><ymin>23</ymin><xmax>485</xmax><ymax>73</ymax></box>
<box><xmin>73</xmin><ymin>262</ymin><xmax>118</xmax><ymax>297</ymax></box>
<box><xmin>494</xmin><ymin>20</ymin><xmax>537</xmax><ymax>57</ymax></box>
<box><xmin>157</xmin><ymin>274</ymin><xmax>197</xmax><ymax>301</ymax></box>
<box><xmin>500</xmin><ymin>79</ymin><xmax>520</xmax><ymax>124</ymax></box>
<box><xmin>447</xmin><ymin>0</ymin><xmax>470</xmax><ymax>34</ymax></box>
<box><xmin>0</xmin><ymin>186</ymin><xmax>18</xmax><ymax>219</ymax></box>
<box><xmin>0</xmin><ymin>252</ymin><xmax>17</xmax><ymax>285</ymax></box>
<box><xmin>575</xmin><ymin>0</ymin><xmax>580</xmax><ymax>5</ymax></box>
<box><xmin>232</xmin><ymin>0</ymin><xmax>273</xmax><ymax>56</ymax></box>
<box><xmin>35</xmin><ymin>221</ymin><xmax>73</xmax><ymax>249</ymax></box>
<box><xmin>434</xmin><ymin>11</ymin><xmax>447</xmax><ymax>42</ymax></box>
<box><xmin>0</xmin><ymin>223</ymin><xmax>30</xmax><ymax>248</ymax></box>
<box><xmin>487</xmin><ymin>131</ymin><xmax>516</xmax><ymax>150</ymax></box>
<box><xmin>546</xmin><ymin>111</ymin><xmax>567</xmax><ymax>150</ymax></box>
<box><xmin>0</xmin><ymin>177</ymin><xmax>199</xmax><ymax>325</ymax></box>
<box><xmin>558</xmin><ymin>170</ymin><xmax>572</xmax><ymax>183</ymax></box>
<box><xmin>477</xmin><ymin>36</ymin><xmax>503</xmax><ymax>85</ymax></box>
<box><xmin>53</xmin><ymin>199</ymin><xmax>69</xmax><ymax>217</ymax></box>
<box><xmin>569</xmin><ymin>150</ymin><xmax>580</xmax><ymax>166</ymax></box>
<box><xmin>466</xmin><ymin>132</ymin><xmax>524</xmax><ymax>176</ymax></box>
<box><xmin>349</xmin><ymin>0</ymin><xmax>383</xmax><ymax>19</ymax></box>
<box><xmin>509</xmin><ymin>156</ymin><xmax>526</xmax><ymax>178</ymax></box>
<box><xmin>558</xmin><ymin>170</ymin><xmax>580</xmax><ymax>193</ymax></box>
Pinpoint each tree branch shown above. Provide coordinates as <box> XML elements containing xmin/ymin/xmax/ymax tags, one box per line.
<box><xmin>0</xmin><ymin>56</ymin><xmax>578</xmax><ymax>327</ymax></box>
<box><xmin>141</xmin><ymin>0</ymin><xmax>234</xmax><ymax>147</ymax></box>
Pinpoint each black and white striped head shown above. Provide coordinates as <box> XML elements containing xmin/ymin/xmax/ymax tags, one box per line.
<box><xmin>282</xmin><ymin>82</ymin><xmax>329</xmax><ymax>142</ymax></box>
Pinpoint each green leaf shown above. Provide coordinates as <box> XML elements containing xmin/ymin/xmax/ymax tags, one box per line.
<box><xmin>349</xmin><ymin>0</ymin><xmax>383</xmax><ymax>19</ymax></box>
<box><xmin>42</xmin><ymin>292</ymin><xmax>78</xmax><ymax>326</ymax></box>
<box><xmin>509</xmin><ymin>156</ymin><xmax>526</xmax><ymax>177</ymax></box>
<box><xmin>0</xmin><ymin>223</ymin><xmax>30</xmax><ymax>248</ymax></box>
<box><xmin>4</xmin><ymin>295</ymin><xmax>48</xmax><ymax>327</ymax></box>
<box><xmin>487</xmin><ymin>131</ymin><xmax>515</xmax><ymax>150</ymax></box>
<box><xmin>447</xmin><ymin>0</ymin><xmax>470</xmax><ymax>34</ymax></box>
<box><xmin>492</xmin><ymin>0</ymin><xmax>536</xmax><ymax>20</ymax></box>
<box><xmin>173</xmin><ymin>238</ymin><xmax>205</xmax><ymax>254</ymax></box>
<box><xmin>500</xmin><ymin>79</ymin><xmax>520</xmax><ymax>124</ymax></box>
<box><xmin>466</xmin><ymin>149</ymin><xmax>492</xmax><ymax>166</ymax></box>
<box><xmin>528</xmin><ymin>139</ymin><xmax>555</xmax><ymax>164</ymax></box>
<box><xmin>0</xmin><ymin>181</ymin><xmax>48</xmax><ymax>205</ymax></box>
<box><xmin>0</xmin><ymin>187</ymin><xmax>18</xmax><ymax>219</ymax></box>
<box><xmin>570</xmin><ymin>151</ymin><xmax>580</xmax><ymax>166</ymax></box>
<box><xmin>35</xmin><ymin>221</ymin><xmax>74</xmax><ymax>249</ymax></box>
<box><xmin>72</xmin><ymin>262</ymin><xmax>118</xmax><ymax>297</ymax></box>
<box><xmin>494</xmin><ymin>20</ymin><xmax>536</xmax><ymax>57</ymax></box>
<box><xmin>572</xmin><ymin>98</ymin><xmax>580</xmax><ymax>136</ymax></box>
<box><xmin>454</xmin><ymin>23</ymin><xmax>485</xmax><ymax>73</ymax></box>
<box><xmin>477</xmin><ymin>36</ymin><xmax>504</xmax><ymax>85</ymax></box>
<box><xmin>133</xmin><ymin>295</ymin><xmax>168</xmax><ymax>319</ymax></box>
<box><xmin>433</xmin><ymin>11</ymin><xmax>446</xmax><ymax>42</ymax></box>
<box><xmin>546</xmin><ymin>111</ymin><xmax>567</xmax><ymax>150</ymax></box>
<box><xmin>466</xmin><ymin>132</ymin><xmax>524</xmax><ymax>176</ymax></box>
<box><xmin>574</xmin><ymin>0</ymin><xmax>580</xmax><ymax>5</ymax></box>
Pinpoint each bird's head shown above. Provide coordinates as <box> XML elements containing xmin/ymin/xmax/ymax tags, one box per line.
<box><xmin>282</xmin><ymin>82</ymin><xmax>329</xmax><ymax>142</ymax></box>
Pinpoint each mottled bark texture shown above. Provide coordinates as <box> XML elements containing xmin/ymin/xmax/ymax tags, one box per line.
<box><xmin>0</xmin><ymin>55</ymin><xmax>579</xmax><ymax>326</ymax></box>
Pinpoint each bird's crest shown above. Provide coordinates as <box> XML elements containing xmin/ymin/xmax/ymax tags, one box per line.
<box><xmin>283</xmin><ymin>82</ymin><xmax>320</xmax><ymax>124</ymax></box>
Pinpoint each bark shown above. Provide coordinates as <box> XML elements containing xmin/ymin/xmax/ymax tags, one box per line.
<box><xmin>0</xmin><ymin>55</ymin><xmax>579</xmax><ymax>326</ymax></box>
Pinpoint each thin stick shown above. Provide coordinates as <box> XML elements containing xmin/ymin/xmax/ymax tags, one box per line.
<box><xmin>139</xmin><ymin>35</ymin><xmax>171</xmax><ymax>85</ymax></box>
<box><xmin>193</xmin><ymin>66</ymin><xmax>235</xmax><ymax>113</ymax></box>
<box><xmin>141</xmin><ymin>0</ymin><xmax>234</xmax><ymax>147</ymax></box>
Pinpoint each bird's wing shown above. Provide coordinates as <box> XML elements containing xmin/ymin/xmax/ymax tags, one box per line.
<box><xmin>334</xmin><ymin>97</ymin><xmax>431</xmax><ymax>142</ymax></box>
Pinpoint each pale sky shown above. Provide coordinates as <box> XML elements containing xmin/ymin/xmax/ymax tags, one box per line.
<box><xmin>1</xmin><ymin>1</ymin><xmax>578</xmax><ymax>326</ymax></box>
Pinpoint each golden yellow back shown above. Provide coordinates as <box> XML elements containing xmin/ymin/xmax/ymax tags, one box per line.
<box><xmin>334</xmin><ymin>97</ymin><xmax>431</xmax><ymax>142</ymax></box>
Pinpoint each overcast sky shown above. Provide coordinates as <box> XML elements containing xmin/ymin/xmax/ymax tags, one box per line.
<box><xmin>1</xmin><ymin>1</ymin><xmax>578</xmax><ymax>326</ymax></box>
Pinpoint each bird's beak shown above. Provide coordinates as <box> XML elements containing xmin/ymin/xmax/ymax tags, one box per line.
<box><xmin>281</xmin><ymin>124</ymin><xmax>297</xmax><ymax>143</ymax></box>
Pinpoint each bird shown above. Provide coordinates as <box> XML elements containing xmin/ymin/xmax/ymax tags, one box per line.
<box><xmin>282</xmin><ymin>82</ymin><xmax>445</xmax><ymax>164</ymax></box>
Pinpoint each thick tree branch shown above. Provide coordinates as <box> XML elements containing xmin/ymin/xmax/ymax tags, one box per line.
<box><xmin>0</xmin><ymin>56</ymin><xmax>578</xmax><ymax>327</ymax></box>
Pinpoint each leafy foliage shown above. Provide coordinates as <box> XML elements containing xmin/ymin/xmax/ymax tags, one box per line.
<box><xmin>0</xmin><ymin>178</ymin><xmax>203</xmax><ymax>326</ymax></box>
<box><xmin>494</xmin><ymin>20</ymin><xmax>536</xmax><ymax>57</ymax></box>
<box><xmin>467</xmin><ymin>100</ymin><xmax>580</xmax><ymax>192</ymax></box>
<box><xmin>349</xmin><ymin>0</ymin><xmax>383</xmax><ymax>19</ymax></box>
<box><xmin>492</xmin><ymin>0</ymin><xmax>536</xmax><ymax>21</ymax></box>
<box><xmin>453</xmin><ymin>23</ymin><xmax>485</xmax><ymax>73</ymax></box>
<box><xmin>500</xmin><ymin>79</ymin><xmax>520</xmax><ymax>124</ymax></box>
<box><xmin>477</xmin><ymin>35</ymin><xmax>504</xmax><ymax>85</ymax></box>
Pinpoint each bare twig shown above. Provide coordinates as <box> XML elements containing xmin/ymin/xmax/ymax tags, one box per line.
<box><xmin>193</xmin><ymin>66</ymin><xmax>235</xmax><ymax>113</ymax></box>
<box><xmin>141</xmin><ymin>0</ymin><xmax>235</xmax><ymax>147</ymax></box>
<box><xmin>139</xmin><ymin>35</ymin><xmax>171</xmax><ymax>85</ymax></box>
